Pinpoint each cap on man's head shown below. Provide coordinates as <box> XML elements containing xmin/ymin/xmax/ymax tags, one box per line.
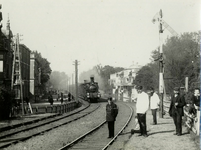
<box><xmin>149</xmin><ymin>87</ymin><xmax>154</xmax><ymax>91</ymax></box>
<box><xmin>136</xmin><ymin>85</ymin><xmax>143</xmax><ymax>90</ymax></box>
<box><xmin>108</xmin><ymin>97</ymin><xmax>112</xmax><ymax>101</ymax></box>
<box><xmin>174</xmin><ymin>87</ymin><xmax>180</xmax><ymax>91</ymax></box>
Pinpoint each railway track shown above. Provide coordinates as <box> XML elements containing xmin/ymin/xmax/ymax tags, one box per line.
<box><xmin>58</xmin><ymin>102</ymin><xmax>133</xmax><ymax>150</ymax></box>
<box><xmin>0</xmin><ymin>100</ymin><xmax>101</xmax><ymax>149</ymax></box>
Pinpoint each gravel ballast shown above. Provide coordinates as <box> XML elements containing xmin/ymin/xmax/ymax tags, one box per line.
<box><xmin>4</xmin><ymin>103</ymin><xmax>106</xmax><ymax>150</ymax></box>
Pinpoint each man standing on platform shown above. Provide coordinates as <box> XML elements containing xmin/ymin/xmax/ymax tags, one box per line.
<box><xmin>136</xmin><ymin>86</ymin><xmax>149</xmax><ymax>137</ymax></box>
<box><xmin>169</xmin><ymin>87</ymin><xmax>185</xmax><ymax>136</ymax></box>
<box><xmin>148</xmin><ymin>87</ymin><xmax>160</xmax><ymax>125</ymax></box>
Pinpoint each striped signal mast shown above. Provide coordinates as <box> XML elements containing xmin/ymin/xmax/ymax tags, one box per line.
<box><xmin>152</xmin><ymin>9</ymin><xmax>178</xmax><ymax>118</ymax></box>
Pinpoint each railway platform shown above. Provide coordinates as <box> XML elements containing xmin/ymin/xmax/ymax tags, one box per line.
<box><xmin>124</xmin><ymin>109</ymin><xmax>199</xmax><ymax>150</ymax></box>
<box><xmin>0</xmin><ymin>100</ymin><xmax>79</xmax><ymax>132</ymax></box>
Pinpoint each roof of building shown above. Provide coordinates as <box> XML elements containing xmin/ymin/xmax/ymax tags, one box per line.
<box><xmin>2</xmin><ymin>29</ymin><xmax>13</xmax><ymax>38</ymax></box>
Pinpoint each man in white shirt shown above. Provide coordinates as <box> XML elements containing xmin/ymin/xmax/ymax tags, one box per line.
<box><xmin>148</xmin><ymin>87</ymin><xmax>160</xmax><ymax>125</ymax></box>
<box><xmin>136</xmin><ymin>86</ymin><xmax>149</xmax><ymax>137</ymax></box>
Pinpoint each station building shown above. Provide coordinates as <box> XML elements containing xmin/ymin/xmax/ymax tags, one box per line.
<box><xmin>109</xmin><ymin>62</ymin><xmax>142</xmax><ymax>102</ymax></box>
<box><xmin>0</xmin><ymin>19</ymin><xmax>14</xmax><ymax>90</ymax></box>
<box><xmin>19</xmin><ymin>44</ymin><xmax>31</xmax><ymax>99</ymax></box>
<box><xmin>0</xmin><ymin>7</ymin><xmax>42</xmax><ymax>104</ymax></box>
<box><xmin>0</xmin><ymin>18</ymin><xmax>39</xmax><ymax>101</ymax></box>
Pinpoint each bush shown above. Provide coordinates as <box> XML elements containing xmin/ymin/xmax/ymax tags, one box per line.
<box><xmin>0</xmin><ymin>86</ymin><xmax>15</xmax><ymax>120</ymax></box>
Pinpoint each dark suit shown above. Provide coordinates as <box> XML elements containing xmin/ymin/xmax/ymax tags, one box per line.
<box><xmin>106</xmin><ymin>102</ymin><xmax>118</xmax><ymax>137</ymax></box>
<box><xmin>192</xmin><ymin>95</ymin><xmax>200</xmax><ymax>108</ymax></box>
<box><xmin>169</xmin><ymin>94</ymin><xmax>185</xmax><ymax>135</ymax></box>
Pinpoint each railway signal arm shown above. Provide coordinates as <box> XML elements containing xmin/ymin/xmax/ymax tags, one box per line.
<box><xmin>152</xmin><ymin>12</ymin><xmax>178</xmax><ymax>36</ymax></box>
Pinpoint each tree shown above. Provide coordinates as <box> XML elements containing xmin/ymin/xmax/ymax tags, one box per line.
<box><xmin>163</xmin><ymin>32</ymin><xmax>200</xmax><ymax>92</ymax></box>
<box><xmin>49</xmin><ymin>71</ymin><xmax>68</xmax><ymax>91</ymax></box>
<box><xmin>134</xmin><ymin>31</ymin><xmax>200</xmax><ymax>93</ymax></box>
<box><xmin>133</xmin><ymin>63</ymin><xmax>159</xmax><ymax>91</ymax></box>
<box><xmin>33</xmin><ymin>51</ymin><xmax>52</xmax><ymax>92</ymax></box>
<box><xmin>98</xmin><ymin>65</ymin><xmax>124</xmax><ymax>93</ymax></box>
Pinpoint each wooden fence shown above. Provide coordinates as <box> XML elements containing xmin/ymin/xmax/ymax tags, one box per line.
<box><xmin>163</xmin><ymin>97</ymin><xmax>200</xmax><ymax>136</ymax></box>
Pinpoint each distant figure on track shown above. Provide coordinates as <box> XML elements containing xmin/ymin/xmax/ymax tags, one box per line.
<box><xmin>48</xmin><ymin>94</ymin><xmax>54</xmax><ymax>106</ymax></box>
<box><xmin>169</xmin><ymin>87</ymin><xmax>185</xmax><ymax>136</ymax></box>
<box><xmin>106</xmin><ymin>97</ymin><xmax>118</xmax><ymax>138</ymax></box>
<box><xmin>147</xmin><ymin>87</ymin><xmax>160</xmax><ymax>125</ymax></box>
<box><xmin>61</xmin><ymin>93</ymin><xmax>64</xmax><ymax>104</ymax></box>
<box><xmin>136</xmin><ymin>85</ymin><xmax>149</xmax><ymax>137</ymax></box>
<box><xmin>25</xmin><ymin>97</ymin><xmax>29</xmax><ymax>105</ymax></box>
<box><xmin>68</xmin><ymin>92</ymin><xmax>71</xmax><ymax>101</ymax></box>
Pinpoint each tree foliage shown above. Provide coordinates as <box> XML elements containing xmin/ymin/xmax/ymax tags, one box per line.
<box><xmin>49</xmin><ymin>71</ymin><xmax>68</xmax><ymax>90</ymax></box>
<box><xmin>98</xmin><ymin>65</ymin><xmax>124</xmax><ymax>93</ymax></box>
<box><xmin>134</xmin><ymin>31</ymin><xmax>200</xmax><ymax>93</ymax></box>
<box><xmin>33</xmin><ymin>51</ymin><xmax>52</xmax><ymax>90</ymax></box>
<box><xmin>134</xmin><ymin>63</ymin><xmax>159</xmax><ymax>91</ymax></box>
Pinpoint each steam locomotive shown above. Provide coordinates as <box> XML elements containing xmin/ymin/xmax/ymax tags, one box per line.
<box><xmin>80</xmin><ymin>76</ymin><xmax>101</xmax><ymax>103</ymax></box>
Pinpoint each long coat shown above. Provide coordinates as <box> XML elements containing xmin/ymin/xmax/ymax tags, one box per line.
<box><xmin>192</xmin><ymin>95</ymin><xmax>200</xmax><ymax>107</ymax></box>
<box><xmin>169</xmin><ymin>94</ymin><xmax>185</xmax><ymax>117</ymax></box>
<box><xmin>106</xmin><ymin>102</ymin><xmax>118</xmax><ymax>121</ymax></box>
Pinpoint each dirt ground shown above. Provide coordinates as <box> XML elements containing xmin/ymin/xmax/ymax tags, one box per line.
<box><xmin>124</xmin><ymin>110</ymin><xmax>199</xmax><ymax>150</ymax></box>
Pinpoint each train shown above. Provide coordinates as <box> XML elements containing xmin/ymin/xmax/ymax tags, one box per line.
<box><xmin>79</xmin><ymin>76</ymin><xmax>101</xmax><ymax>103</ymax></box>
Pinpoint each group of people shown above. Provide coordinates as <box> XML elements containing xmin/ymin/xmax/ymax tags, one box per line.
<box><xmin>48</xmin><ymin>92</ymin><xmax>74</xmax><ymax>105</ymax></box>
<box><xmin>105</xmin><ymin>86</ymin><xmax>200</xmax><ymax>138</ymax></box>
<box><xmin>105</xmin><ymin>85</ymin><xmax>159</xmax><ymax>139</ymax></box>
<box><xmin>169</xmin><ymin>87</ymin><xmax>200</xmax><ymax>136</ymax></box>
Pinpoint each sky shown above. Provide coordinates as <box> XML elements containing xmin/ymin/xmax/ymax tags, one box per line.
<box><xmin>1</xmin><ymin>0</ymin><xmax>200</xmax><ymax>77</ymax></box>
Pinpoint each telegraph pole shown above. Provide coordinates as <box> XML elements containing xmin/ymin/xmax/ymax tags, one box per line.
<box><xmin>68</xmin><ymin>77</ymin><xmax>70</xmax><ymax>93</ymax></box>
<box><xmin>72</xmin><ymin>73</ymin><xmax>74</xmax><ymax>99</ymax></box>
<box><xmin>66</xmin><ymin>76</ymin><xmax>68</xmax><ymax>92</ymax></box>
<box><xmin>73</xmin><ymin>60</ymin><xmax>79</xmax><ymax>102</ymax></box>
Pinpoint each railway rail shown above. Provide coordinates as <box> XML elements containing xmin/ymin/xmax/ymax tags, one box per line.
<box><xmin>0</xmin><ymin>99</ymin><xmax>101</xmax><ymax>149</ymax></box>
<box><xmin>58</xmin><ymin>102</ymin><xmax>133</xmax><ymax>150</ymax></box>
<box><xmin>0</xmin><ymin>101</ymin><xmax>79</xmax><ymax>133</ymax></box>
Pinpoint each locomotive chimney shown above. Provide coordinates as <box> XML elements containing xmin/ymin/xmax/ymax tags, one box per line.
<box><xmin>90</xmin><ymin>76</ymin><xmax>94</xmax><ymax>82</ymax></box>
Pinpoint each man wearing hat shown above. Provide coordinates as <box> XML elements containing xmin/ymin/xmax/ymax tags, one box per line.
<box><xmin>169</xmin><ymin>87</ymin><xmax>186</xmax><ymax>136</ymax></box>
<box><xmin>106</xmin><ymin>97</ymin><xmax>118</xmax><ymax>138</ymax></box>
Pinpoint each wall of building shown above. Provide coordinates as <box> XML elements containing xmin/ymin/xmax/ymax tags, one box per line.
<box><xmin>19</xmin><ymin>44</ymin><xmax>30</xmax><ymax>98</ymax></box>
<box><xmin>30</xmin><ymin>52</ymin><xmax>40</xmax><ymax>98</ymax></box>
